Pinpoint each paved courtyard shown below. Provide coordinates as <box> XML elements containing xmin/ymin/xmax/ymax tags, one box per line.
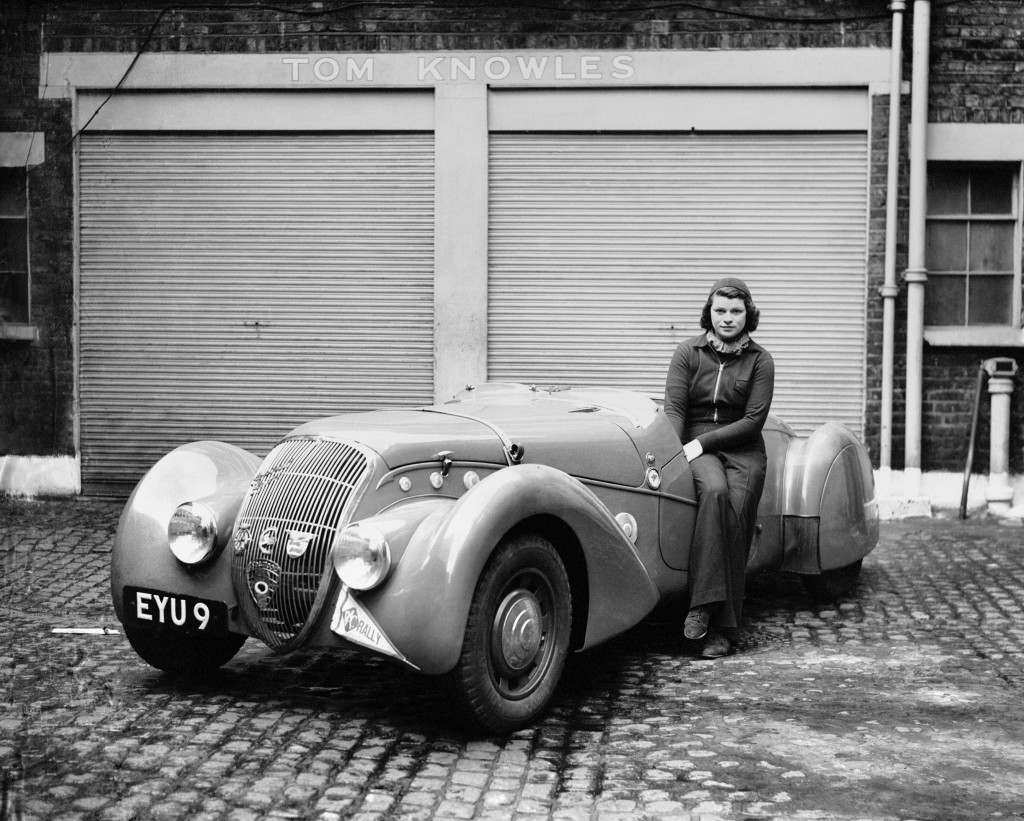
<box><xmin>2</xmin><ymin>497</ymin><xmax>1024</xmax><ymax>820</ymax></box>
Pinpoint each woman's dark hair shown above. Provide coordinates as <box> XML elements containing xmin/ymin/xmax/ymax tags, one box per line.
<box><xmin>699</xmin><ymin>285</ymin><xmax>760</xmax><ymax>333</ymax></box>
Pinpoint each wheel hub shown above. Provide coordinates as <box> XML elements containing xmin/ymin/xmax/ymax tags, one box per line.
<box><xmin>491</xmin><ymin>589</ymin><xmax>543</xmax><ymax>677</ymax></box>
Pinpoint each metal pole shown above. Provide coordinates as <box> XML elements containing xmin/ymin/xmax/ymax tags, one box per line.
<box><xmin>903</xmin><ymin>0</ymin><xmax>931</xmax><ymax>494</ymax></box>
<box><xmin>959</xmin><ymin>364</ymin><xmax>985</xmax><ymax>519</ymax></box>
<box><xmin>984</xmin><ymin>358</ymin><xmax>1018</xmax><ymax>514</ymax></box>
<box><xmin>880</xmin><ymin>1</ymin><xmax>906</xmax><ymax>477</ymax></box>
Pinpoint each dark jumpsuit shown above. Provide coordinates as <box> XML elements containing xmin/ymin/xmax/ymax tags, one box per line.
<box><xmin>663</xmin><ymin>332</ymin><xmax>775</xmax><ymax>631</ymax></box>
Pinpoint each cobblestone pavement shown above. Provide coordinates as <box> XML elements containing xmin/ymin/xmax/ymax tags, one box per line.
<box><xmin>2</xmin><ymin>498</ymin><xmax>1024</xmax><ymax>821</ymax></box>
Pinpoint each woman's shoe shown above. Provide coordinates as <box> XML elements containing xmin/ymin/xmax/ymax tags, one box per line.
<box><xmin>683</xmin><ymin>606</ymin><xmax>711</xmax><ymax>640</ymax></box>
<box><xmin>700</xmin><ymin>631</ymin><xmax>732</xmax><ymax>659</ymax></box>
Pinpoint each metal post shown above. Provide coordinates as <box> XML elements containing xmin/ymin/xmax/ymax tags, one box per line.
<box><xmin>903</xmin><ymin>0</ymin><xmax>931</xmax><ymax>495</ymax></box>
<box><xmin>984</xmin><ymin>358</ymin><xmax>1019</xmax><ymax>514</ymax></box>
<box><xmin>880</xmin><ymin>0</ymin><xmax>906</xmax><ymax>483</ymax></box>
<box><xmin>959</xmin><ymin>363</ymin><xmax>985</xmax><ymax>519</ymax></box>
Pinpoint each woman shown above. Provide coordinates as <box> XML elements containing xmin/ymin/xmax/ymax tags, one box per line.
<box><xmin>663</xmin><ymin>277</ymin><xmax>775</xmax><ymax>659</ymax></box>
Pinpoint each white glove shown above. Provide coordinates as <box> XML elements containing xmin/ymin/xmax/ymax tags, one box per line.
<box><xmin>683</xmin><ymin>439</ymin><xmax>703</xmax><ymax>462</ymax></box>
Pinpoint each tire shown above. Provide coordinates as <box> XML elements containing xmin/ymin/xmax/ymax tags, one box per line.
<box><xmin>801</xmin><ymin>559</ymin><xmax>863</xmax><ymax>601</ymax></box>
<box><xmin>449</xmin><ymin>533</ymin><xmax>572</xmax><ymax>734</ymax></box>
<box><xmin>125</xmin><ymin>624</ymin><xmax>246</xmax><ymax>677</ymax></box>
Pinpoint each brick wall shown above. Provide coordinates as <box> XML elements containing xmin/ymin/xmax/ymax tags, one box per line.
<box><xmin>917</xmin><ymin>1</ymin><xmax>1024</xmax><ymax>472</ymax></box>
<box><xmin>0</xmin><ymin>7</ymin><xmax>74</xmax><ymax>455</ymax></box>
<box><xmin>922</xmin><ymin>350</ymin><xmax>1024</xmax><ymax>474</ymax></box>
<box><xmin>37</xmin><ymin>1</ymin><xmax>890</xmax><ymax>52</ymax></box>
<box><xmin>862</xmin><ymin>91</ymin><xmax>911</xmax><ymax>471</ymax></box>
<box><xmin>4</xmin><ymin>0</ymin><xmax>1023</xmax><ymax>477</ymax></box>
<box><xmin>929</xmin><ymin>0</ymin><xmax>1024</xmax><ymax>124</ymax></box>
<box><xmin>0</xmin><ymin>0</ymin><xmax>890</xmax><ymax>464</ymax></box>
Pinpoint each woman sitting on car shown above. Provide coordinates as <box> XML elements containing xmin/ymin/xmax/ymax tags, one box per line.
<box><xmin>663</xmin><ymin>277</ymin><xmax>775</xmax><ymax>658</ymax></box>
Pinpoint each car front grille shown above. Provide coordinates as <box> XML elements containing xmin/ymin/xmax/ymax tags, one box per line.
<box><xmin>231</xmin><ymin>436</ymin><xmax>370</xmax><ymax>649</ymax></box>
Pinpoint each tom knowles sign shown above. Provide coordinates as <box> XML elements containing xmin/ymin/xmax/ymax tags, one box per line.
<box><xmin>283</xmin><ymin>53</ymin><xmax>636</xmax><ymax>84</ymax></box>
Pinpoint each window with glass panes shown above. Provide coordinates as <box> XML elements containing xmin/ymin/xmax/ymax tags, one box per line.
<box><xmin>0</xmin><ymin>168</ymin><xmax>30</xmax><ymax>324</ymax></box>
<box><xmin>925</xmin><ymin>163</ymin><xmax>1020</xmax><ymax>327</ymax></box>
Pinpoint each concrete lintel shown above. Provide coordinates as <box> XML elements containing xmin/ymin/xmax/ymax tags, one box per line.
<box><xmin>489</xmin><ymin>87</ymin><xmax>869</xmax><ymax>131</ymax></box>
<box><xmin>928</xmin><ymin>123</ymin><xmax>1024</xmax><ymax>161</ymax></box>
<box><xmin>75</xmin><ymin>90</ymin><xmax>434</xmax><ymax>132</ymax></box>
<box><xmin>40</xmin><ymin>48</ymin><xmax>892</xmax><ymax>98</ymax></box>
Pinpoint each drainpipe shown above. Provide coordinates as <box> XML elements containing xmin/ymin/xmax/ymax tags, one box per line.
<box><xmin>879</xmin><ymin>0</ymin><xmax>906</xmax><ymax>491</ymax></box>
<box><xmin>903</xmin><ymin>0</ymin><xmax>930</xmax><ymax>495</ymax></box>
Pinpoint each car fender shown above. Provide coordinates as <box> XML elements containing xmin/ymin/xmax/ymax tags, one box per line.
<box><xmin>358</xmin><ymin>463</ymin><xmax>660</xmax><ymax>675</ymax></box>
<box><xmin>780</xmin><ymin>423</ymin><xmax>879</xmax><ymax>573</ymax></box>
<box><xmin>111</xmin><ymin>441</ymin><xmax>261</xmax><ymax>624</ymax></box>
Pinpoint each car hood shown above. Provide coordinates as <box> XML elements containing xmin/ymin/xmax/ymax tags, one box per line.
<box><xmin>287</xmin><ymin>385</ymin><xmax>650</xmax><ymax>486</ymax></box>
<box><xmin>289</xmin><ymin>409</ymin><xmax>507</xmax><ymax>466</ymax></box>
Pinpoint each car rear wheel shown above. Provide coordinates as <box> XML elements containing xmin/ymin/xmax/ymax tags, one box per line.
<box><xmin>449</xmin><ymin>532</ymin><xmax>571</xmax><ymax>734</ymax></box>
<box><xmin>125</xmin><ymin>624</ymin><xmax>246</xmax><ymax>676</ymax></box>
<box><xmin>801</xmin><ymin>559</ymin><xmax>863</xmax><ymax>601</ymax></box>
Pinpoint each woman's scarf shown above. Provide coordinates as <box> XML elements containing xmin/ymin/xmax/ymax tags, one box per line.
<box><xmin>706</xmin><ymin>330</ymin><xmax>751</xmax><ymax>355</ymax></box>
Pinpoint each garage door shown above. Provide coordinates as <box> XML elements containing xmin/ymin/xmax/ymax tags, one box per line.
<box><xmin>488</xmin><ymin>133</ymin><xmax>868</xmax><ymax>436</ymax></box>
<box><xmin>79</xmin><ymin>133</ymin><xmax>434</xmax><ymax>496</ymax></box>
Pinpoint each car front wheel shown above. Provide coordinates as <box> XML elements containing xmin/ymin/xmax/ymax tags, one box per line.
<box><xmin>449</xmin><ymin>532</ymin><xmax>571</xmax><ymax>734</ymax></box>
<box><xmin>125</xmin><ymin>624</ymin><xmax>246</xmax><ymax>677</ymax></box>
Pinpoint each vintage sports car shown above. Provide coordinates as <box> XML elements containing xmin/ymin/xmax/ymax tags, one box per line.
<box><xmin>112</xmin><ymin>382</ymin><xmax>878</xmax><ymax>732</ymax></box>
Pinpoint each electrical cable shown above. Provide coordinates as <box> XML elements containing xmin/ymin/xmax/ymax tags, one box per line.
<box><xmin>21</xmin><ymin>3</ymin><xmax>48</xmax><ymax>170</ymax></box>
<box><xmin>55</xmin><ymin>6</ymin><xmax>176</xmax><ymax>156</ymax></box>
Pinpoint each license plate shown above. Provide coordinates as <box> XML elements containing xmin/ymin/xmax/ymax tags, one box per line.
<box><xmin>124</xmin><ymin>586</ymin><xmax>229</xmax><ymax>635</ymax></box>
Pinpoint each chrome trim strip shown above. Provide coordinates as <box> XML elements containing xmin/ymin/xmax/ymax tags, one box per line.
<box><xmin>377</xmin><ymin>460</ymin><xmax>696</xmax><ymax>506</ymax></box>
<box><xmin>376</xmin><ymin>459</ymin><xmax>502</xmax><ymax>490</ymax></box>
<box><xmin>416</xmin><ymin>407</ymin><xmax>518</xmax><ymax>466</ymax></box>
<box><xmin>373</xmin><ymin>493</ymin><xmax>459</xmax><ymax>513</ymax></box>
<box><xmin>578</xmin><ymin>476</ymin><xmax>697</xmax><ymax>507</ymax></box>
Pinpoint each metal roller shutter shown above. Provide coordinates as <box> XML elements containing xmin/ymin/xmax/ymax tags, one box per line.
<box><xmin>79</xmin><ymin>133</ymin><xmax>434</xmax><ymax>496</ymax></box>
<box><xmin>488</xmin><ymin>133</ymin><xmax>868</xmax><ymax>436</ymax></box>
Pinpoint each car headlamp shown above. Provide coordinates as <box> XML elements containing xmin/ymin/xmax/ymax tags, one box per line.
<box><xmin>167</xmin><ymin>501</ymin><xmax>219</xmax><ymax>565</ymax></box>
<box><xmin>332</xmin><ymin>521</ymin><xmax>392</xmax><ymax>590</ymax></box>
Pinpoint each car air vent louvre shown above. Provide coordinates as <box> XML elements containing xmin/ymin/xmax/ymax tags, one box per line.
<box><xmin>231</xmin><ymin>437</ymin><xmax>369</xmax><ymax>650</ymax></box>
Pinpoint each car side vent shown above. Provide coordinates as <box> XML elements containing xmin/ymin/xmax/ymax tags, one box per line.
<box><xmin>231</xmin><ymin>437</ymin><xmax>370</xmax><ymax>650</ymax></box>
